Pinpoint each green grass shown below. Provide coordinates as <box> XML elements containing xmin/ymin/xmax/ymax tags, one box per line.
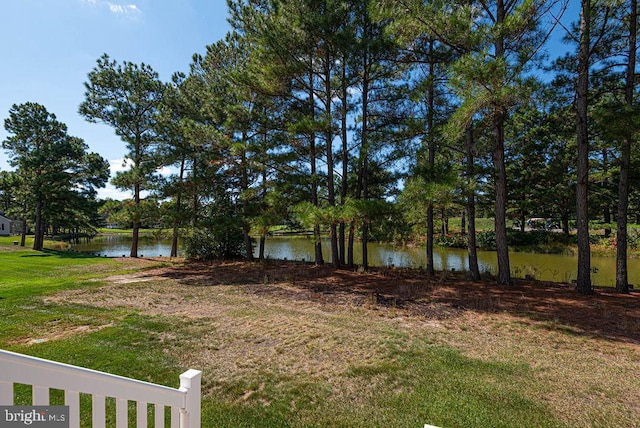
<box><xmin>0</xmin><ymin>248</ymin><xmax>126</xmax><ymax>299</ymax></box>
<box><xmin>446</xmin><ymin>217</ymin><xmax>496</xmax><ymax>233</ymax></box>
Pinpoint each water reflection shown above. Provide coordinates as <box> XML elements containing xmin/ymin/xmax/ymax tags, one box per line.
<box><xmin>71</xmin><ymin>234</ymin><xmax>640</xmax><ymax>287</ymax></box>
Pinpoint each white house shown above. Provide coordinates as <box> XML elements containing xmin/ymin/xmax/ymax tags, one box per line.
<box><xmin>0</xmin><ymin>215</ymin><xmax>10</xmax><ymax>237</ymax></box>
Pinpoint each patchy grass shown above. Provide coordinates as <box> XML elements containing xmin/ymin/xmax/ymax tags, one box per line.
<box><xmin>2</xmin><ymin>254</ymin><xmax>640</xmax><ymax>427</ymax></box>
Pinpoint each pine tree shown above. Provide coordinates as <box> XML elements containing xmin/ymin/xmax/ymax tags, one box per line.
<box><xmin>79</xmin><ymin>54</ymin><xmax>164</xmax><ymax>258</ymax></box>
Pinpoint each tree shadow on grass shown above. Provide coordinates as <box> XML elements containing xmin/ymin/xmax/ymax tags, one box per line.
<box><xmin>152</xmin><ymin>259</ymin><xmax>640</xmax><ymax>346</ymax></box>
<box><xmin>20</xmin><ymin>250</ymin><xmax>100</xmax><ymax>259</ymax></box>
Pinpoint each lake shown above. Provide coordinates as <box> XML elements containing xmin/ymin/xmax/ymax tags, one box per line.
<box><xmin>71</xmin><ymin>234</ymin><xmax>640</xmax><ymax>287</ymax></box>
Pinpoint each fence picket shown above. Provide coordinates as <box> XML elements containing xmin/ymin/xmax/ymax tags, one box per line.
<box><xmin>0</xmin><ymin>381</ymin><xmax>13</xmax><ymax>405</ymax></box>
<box><xmin>137</xmin><ymin>401</ymin><xmax>148</xmax><ymax>428</ymax></box>
<box><xmin>92</xmin><ymin>394</ymin><xmax>106</xmax><ymax>428</ymax></box>
<box><xmin>171</xmin><ymin>406</ymin><xmax>179</xmax><ymax>428</ymax></box>
<box><xmin>64</xmin><ymin>390</ymin><xmax>80</xmax><ymax>428</ymax></box>
<box><xmin>116</xmin><ymin>397</ymin><xmax>128</xmax><ymax>428</ymax></box>
<box><xmin>154</xmin><ymin>404</ymin><xmax>164</xmax><ymax>427</ymax></box>
<box><xmin>32</xmin><ymin>385</ymin><xmax>49</xmax><ymax>405</ymax></box>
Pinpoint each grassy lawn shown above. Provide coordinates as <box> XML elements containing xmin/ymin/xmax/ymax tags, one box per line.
<box><xmin>1</xmin><ymin>247</ymin><xmax>638</xmax><ymax>427</ymax></box>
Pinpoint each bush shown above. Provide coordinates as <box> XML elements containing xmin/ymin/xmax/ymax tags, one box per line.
<box><xmin>436</xmin><ymin>234</ymin><xmax>467</xmax><ymax>248</ymax></box>
<box><xmin>465</xmin><ymin>230</ymin><xmax>574</xmax><ymax>250</ymax></box>
<box><xmin>476</xmin><ymin>231</ymin><xmax>496</xmax><ymax>249</ymax></box>
<box><xmin>184</xmin><ymin>219</ymin><xmax>247</xmax><ymax>260</ymax></box>
<box><xmin>629</xmin><ymin>230</ymin><xmax>640</xmax><ymax>250</ymax></box>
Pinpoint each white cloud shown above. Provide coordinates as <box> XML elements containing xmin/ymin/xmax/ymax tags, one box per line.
<box><xmin>80</xmin><ymin>0</ymin><xmax>142</xmax><ymax>15</ymax></box>
<box><xmin>107</xmin><ymin>3</ymin><xmax>141</xmax><ymax>14</ymax></box>
<box><xmin>157</xmin><ymin>166</ymin><xmax>173</xmax><ymax>176</ymax></box>
<box><xmin>109</xmin><ymin>158</ymin><xmax>134</xmax><ymax>174</ymax></box>
<box><xmin>97</xmin><ymin>184</ymin><xmax>132</xmax><ymax>201</ymax></box>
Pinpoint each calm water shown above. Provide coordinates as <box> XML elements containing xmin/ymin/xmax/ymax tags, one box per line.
<box><xmin>71</xmin><ymin>234</ymin><xmax>640</xmax><ymax>287</ymax></box>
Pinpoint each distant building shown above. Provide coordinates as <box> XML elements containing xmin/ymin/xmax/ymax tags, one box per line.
<box><xmin>0</xmin><ymin>215</ymin><xmax>11</xmax><ymax>237</ymax></box>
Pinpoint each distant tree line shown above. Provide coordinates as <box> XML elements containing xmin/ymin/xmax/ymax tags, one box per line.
<box><xmin>1</xmin><ymin>0</ymin><xmax>638</xmax><ymax>294</ymax></box>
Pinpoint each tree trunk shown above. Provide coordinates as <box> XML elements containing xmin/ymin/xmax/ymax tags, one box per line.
<box><xmin>240</xmin><ymin>133</ymin><xmax>254</xmax><ymax>261</ymax></box>
<box><xmin>171</xmin><ymin>157</ymin><xmax>186</xmax><ymax>258</ymax></box>
<box><xmin>603</xmin><ymin>206</ymin><xmax>611</xmax><ymax>238</ymax></box>
<box><xmin>427</xmin><ymin>205</ymin><xmax>435</xmax><ymax>274</ymax></box>
<box><xmin>426</xmin><ymin>38</ymin><xmax>436</xmax><ymax>276</ymax></box>
<box><xmin>324</xmin><ymin>49</ymin><xmax>339</xmax><ymax>268</ymax></box>
<box><xmin>575</xmin><ymin>0</ymin><xmax>593</xmax><ymax>294</ymax></box>
<box><xmin>259</xmin><ymin>235</ymin><xmax>266</xmax><ymax>261</ymax></box>
<box><xmin>20</xmin><ymin>202</ymin><xmax>27</xmax><ymax>247</ymax></box>
<box><xmin>243</xmin><ymin>225</ymin><xmax>253</xmax><ymax>260</ymax></box>
<box><xmin>347</xmin><ymin>221</ymin><xmax>355</xmax><ymax>268</ymax></box>
<box><xmin>339</xmin><ymin>54</ymin><xmax>349</xmax><ymax>266</ymax></box>
<box><xmin>309</xmin><ymin>69</ymin><xmax>323</xmax><ymax>265</ymax></box>
<box><xmin>616</xmin><ymin>0</ymin><xmax>637</xmax><ymax>293</ymax></box>
<box><xmin>603</xmin><ymin>148</ymin><xmax>611</xmax><ymax>238</ymax></box>
<box><xmin>493</xmin><ymin>0</ymin><xmax>512</xmax><ymax>286</ymax></box>
<box><xmin>562</xmin><ymin>214</ymin><xmax>570</xmax><ymax>236</ymax></box>
<box><xmin>362</xmin><ymin>223</ymin><xmax>369</xmax><ymax>270</ymax></box>
<box><xmin>131</xmin><ymin>182</ymin><xmax>140</xmax><ymax>258</ymax></box>
<box><xmin>347</xmin><ymin>12</ymin><xmax>370</xmax><ymax>269</ymax></box>
<box><xmin>191</xmin><ymin>153</ymin><xmax>200</xmax><ymax>228</ymax></box>
<box><xmin>493</xmin><ymin>107</ymin><xmax>511</xmax><ymax>285</ymax></box>
<box><xmin>34</xmin><ymin>199</ymin><xmax>45</xmax><ymax>251</ymax></box>
<box><xmin>359</xmin><ymin>15</ymin><xmax>371</xmax><ymax>271</ymax></box>
<box><xmin>465</xmin><ymin>124</ymin><xmax>481</xmax><ymax>281</ymax></box>
<box><xmin>361</xmin><ymin>154</ymin><xmax>370</xmax><ymax>272</ymax></box>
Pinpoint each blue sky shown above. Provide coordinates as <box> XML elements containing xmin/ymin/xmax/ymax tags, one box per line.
<box><xmin>0</xmin><ymin>0</ymin><xmax>231</xmax><ymax>199</ymax></box>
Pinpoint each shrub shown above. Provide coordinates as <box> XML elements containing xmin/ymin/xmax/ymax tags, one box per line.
<box><xmin>463</xmin><ymin>230</ymin><xmax>574</xmax><ymax>250</ymax></box>
<box><xmin>629</xmin><ymin>230</ymin><xmax>640</xmax><ymax>250</ymax></box>
<box><xmin>476</xmin><ymin>231</ymin><xmax>496</xmax><ymax>250</ymax></box>
<box><xmin>184</xmin><ymin>219</ymin><xmax>247</xmax><ymax>260</ymax></box>
<box><xmin>436</xmin><ymin>234</ymin><xmax>467</xmax><ymax>248</ymax></box>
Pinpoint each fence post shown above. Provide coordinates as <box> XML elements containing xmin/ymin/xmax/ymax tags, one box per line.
<box><xmin>179</xmin><ymin>369</ymin><xmax>202</xmax><ymax>428</ymax></box>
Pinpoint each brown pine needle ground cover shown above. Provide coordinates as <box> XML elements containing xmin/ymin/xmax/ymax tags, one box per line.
<box><xmin>48</xmin><ymin>259</ymin><xmax>640</xmax><ymax>427</ymax></box>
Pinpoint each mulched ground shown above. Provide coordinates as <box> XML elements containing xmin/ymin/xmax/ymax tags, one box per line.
<box><xmin>140</xmin><ymin>258</ymin><xmax>640</xmax><ymax>346</ymax></box>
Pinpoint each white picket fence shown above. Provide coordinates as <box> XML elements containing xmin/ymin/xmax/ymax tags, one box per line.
<box><xmin>0</xmin><ymin>349</ymin><xmax>201</xmax><ymax>428</ymax></box>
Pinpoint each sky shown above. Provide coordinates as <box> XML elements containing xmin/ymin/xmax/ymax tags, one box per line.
<box><xmin>0</xmin><ymin>0</ymin><xmax>231</xmax><ymax>199</ymax></box>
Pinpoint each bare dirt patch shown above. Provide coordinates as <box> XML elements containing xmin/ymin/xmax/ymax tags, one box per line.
<box><xmin>9</xmin><ymin>323</ymin><xmax>113</xmax><ymax>346</ymax></box>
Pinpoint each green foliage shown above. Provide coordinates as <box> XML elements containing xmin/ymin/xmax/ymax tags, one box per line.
<box><xmin>475</xmin><ymin>230</ymin><xmax>575</xmax><ymax>251</ymax></box>
<box><xmin>628</xmin><ymin>230</ymin><xmax>640</xmax><ymax>250</ymax></box>
<box><xmin>476</xmin><ymin>230</ymin><xmax>498</xmax><ymax>250</ymax></box>
<box><xmin>436</xmin><ymin>233</ymin><xmax>468</xmax><ymax>248</ymax></box>
<box><xmin>2</xmin><ymin>102</ymin><xmax>109</xmax><ymax>248</ymax></box>
<box><xmin>184</xmin><ymin>221</ymin><xmax>247</xmax><ymax>261</ymax></box>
